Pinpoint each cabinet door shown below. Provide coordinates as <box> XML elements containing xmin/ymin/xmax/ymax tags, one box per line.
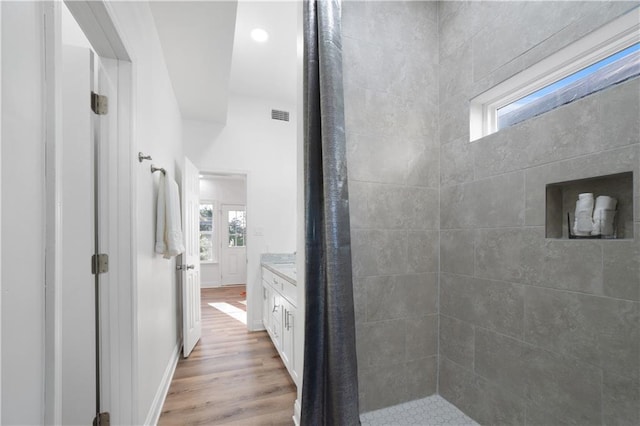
<box><xmin>262</xmin><ymin>284</ymin><xmax>271</xmax><ymax>332</ymax></box>
<box><xmin>270</xmin><ymin>293</ymin><xmax>283</xmax><ymax>350</ymax></box>
<box><xmin>282</xmin><ymin>302</ymin><xmax>298</xmax><ymax>384</ymax></box>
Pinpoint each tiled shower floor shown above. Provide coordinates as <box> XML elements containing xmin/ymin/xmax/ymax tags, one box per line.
<box><xmin>360</xmin><ymin>395</ymin><xmax>479</xmax><ymax>426</ymax></box>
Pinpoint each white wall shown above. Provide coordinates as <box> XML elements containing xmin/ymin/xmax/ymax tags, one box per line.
<box><xmin>200</xmin><ymin>177</ymin><xmax>246</xmax><ymax>288</ymax></box>
<box><xmin>200</xmin><ymin>177</ymin><xmax>246</xmax><ymax>205</ymax></box>
<box><xmin>0</xmin><ymin>3</ymin><xmax>3</xmax><ymax>420</ymax></box>
<box><xmin>106</xmin><ymin>2</ymin><xmax>184</xmax><ymax>423</ymax></box>
<box><xmin>184</xmin><ymin>94</ymin><xmax>297</xmax><ymax>330</ymax></box>
<box><xmin>1</xmin><ymin>2</ymin><xmax>184</xmax><ymax>424</ymax></box>
<box><xmin>1</xmin><ymin>3</ymin><xmax>46</xmax><ymax>424</ymax></box>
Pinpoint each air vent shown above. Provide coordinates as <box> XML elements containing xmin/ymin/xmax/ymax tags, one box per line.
<box><xmin>271</xmin><ymin>109</ymin><xmax>290</xmax><ymax>122</ymax></box>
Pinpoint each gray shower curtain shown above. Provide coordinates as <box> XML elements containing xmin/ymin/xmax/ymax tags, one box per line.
<box><xmin>301</xmin><ymin>0</ymin><xmax>360</xmax><ymax>424</ymax></box>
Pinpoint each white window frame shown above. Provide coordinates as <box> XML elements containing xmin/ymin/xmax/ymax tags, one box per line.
<box><xmin>470</xmin><ymin>9</ymin><xmax>640</xmax><ymax>141</ymax></box>
<box><xmin>199</xmin><ymin>200</ymin><xmax>218</xmax><ymax>264</ymax></box>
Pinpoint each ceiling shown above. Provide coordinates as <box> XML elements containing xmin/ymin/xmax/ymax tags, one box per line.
<box><xmin>150</xmin><ymin>0</ymin><xmax>298</xmax><ymax>124</ymax></box>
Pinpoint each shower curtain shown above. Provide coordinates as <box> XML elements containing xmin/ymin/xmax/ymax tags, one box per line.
<box><xmin>301</xmin><ymin>0</ymin><xmax>360</xmax><ymax>424</ymax></box>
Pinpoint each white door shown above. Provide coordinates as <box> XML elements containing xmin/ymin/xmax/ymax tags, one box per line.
<box><xmin>220</xmin><ymin>204</ymin><xmax>247</xmax><ymax>285</ymax></box>
<box><xmin>61</xmin><ymin>45</ymin><xmax>114</xmax><ymax>424</ymax></box>
<box><xmin>182</xmin><ymin>157</ymin><xmax>202</xmax><ymax>357</ymax></box>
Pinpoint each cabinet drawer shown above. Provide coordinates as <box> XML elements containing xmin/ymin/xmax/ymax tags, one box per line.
<box><xmin>272</xmin><ymin>274</ymin><xmax>284</xmax><ymax>291</ymax></box>
<box><xmin>262</xmin><ymin>268</ymin><xmax>274</xmax><ymax>287</ymax></box>
<box><xmin>282</xmin><ymin>280</ymin><xmax>297</xmax><ymax>307</ymax></box>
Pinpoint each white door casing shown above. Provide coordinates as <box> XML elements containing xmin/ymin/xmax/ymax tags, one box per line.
<box><xmin>182</xmin><ymin>157</ymin><xmax>202</xmax><ymax>357</ymax></box>
<box><xmin>220</xmin><ymin>204</ymin><xmax>247</xmax><ymax>286</ymax></box>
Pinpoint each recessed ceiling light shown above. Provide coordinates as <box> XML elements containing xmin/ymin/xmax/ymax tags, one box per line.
<box><xmin>251</xmin><ymin>28</ymin><xmax>269</xmax><ymax>43</ymax></box>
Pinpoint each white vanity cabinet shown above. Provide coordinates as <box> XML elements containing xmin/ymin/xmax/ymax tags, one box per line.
<box><xmin>261</xmin><ymin>264</ymin><xmax>298</xmax><ymax>385</ymax></box>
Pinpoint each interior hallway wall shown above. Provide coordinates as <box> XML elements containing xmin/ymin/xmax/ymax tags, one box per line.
<box><xmin>342</xmin><ymin>1</ymin><xmax>440</xmax><ymax>412</ymax></box>
<box><xmin>183</xmin><ymin>94</ymin><xmax>297</xmax><ymax>331</ymax></box>
<box><xmin>438</xmin><ymin>2</ymin><xmax>639</xmax><ymax>424</ymax></box>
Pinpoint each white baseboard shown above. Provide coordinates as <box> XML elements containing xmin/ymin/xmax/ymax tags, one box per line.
<box><xmin>293</xmin><ymin>398</ymin><xmax>301</xmax><ymax>426</ymax></box>
<box><xmin>144</xmin><ymin>342</ymin><xmax>181</xmax><ymax>426</ymax></box>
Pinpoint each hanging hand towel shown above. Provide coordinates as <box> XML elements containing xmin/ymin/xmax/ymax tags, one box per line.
<box><xmin>155</xmin><ymin>174</ymin><xmax>167</xmax><ymax>255</ymax></box>
<box><xmin>164</xmin><ymin>177</ymin><xmax>185</xmax><ymax>258</ymax></box>
<box><xmin>155</xmin><ymin>173</ymin><xmax>185</xmax><ymax>258</ymax></box>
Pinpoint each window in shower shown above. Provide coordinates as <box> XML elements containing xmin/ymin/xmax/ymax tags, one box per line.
<box><xmin>470</xmin><ymin>8</ymin><xmax>639</xmax><ymax>141</ymax></box>
<box><xmin>497</xmin><ymin>43</ymin><xmax>639</xmax><ymax>129</ymax></box>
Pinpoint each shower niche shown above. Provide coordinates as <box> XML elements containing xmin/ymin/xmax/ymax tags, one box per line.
<box><xmin>545</xmin><ymin>172</ymin><xmax>634</xmax><ymax>239</ymax></box>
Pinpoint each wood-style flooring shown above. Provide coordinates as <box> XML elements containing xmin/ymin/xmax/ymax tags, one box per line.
<box><xmin>159</xmin><ymin>286</ymin><xmax>297</xmax><ymax>425</ymax></box>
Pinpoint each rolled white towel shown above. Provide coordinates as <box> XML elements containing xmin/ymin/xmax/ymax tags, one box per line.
<box><xmin>574</xmin><ymin>193</ymin><xmax>594</xmax><ymax>235</ymax></box>
<box><xmin>594</xmin><ymin>195</ymin><xmax>617</xmax><ymax>211</ymax></box>
<box><xmin>591</xmin><ymin>195</ymin><xmax>617</xmax><ymax>236</ymax></box>
<box><xmin>592</xmin><ymin>209</ymin><xmax>617</xmax><ymax>236</ymax></box>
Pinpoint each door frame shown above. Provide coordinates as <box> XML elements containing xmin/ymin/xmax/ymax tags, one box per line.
<box><xmin>43</xmin><ymin>2</ymin><xmax>136</xmax><ymax>424</ymax></box>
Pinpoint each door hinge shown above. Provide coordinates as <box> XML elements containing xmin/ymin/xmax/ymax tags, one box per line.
<box><xmin>93</xmin><ymin>412</ymin><xmax>110</xmax><ymax>426</ymax></box>
<box><xmin>91</xmin><ymin>91</ymin><xmax>108</xmax><ymax>115</ymax></box>
<box><xmin>91</xmin><ymin>254</ymin><xmax>109</xmax><ymax>275</ymax></box>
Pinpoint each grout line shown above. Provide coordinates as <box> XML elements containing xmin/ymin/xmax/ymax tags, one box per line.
<box><xmin>439</xmin><ymin>312</ymin><xmax>618</xmax><ymax>378</ymax></box>
<box><xmin>439</xmin><ymin>270</ymin><xmax>639</xmax><ymax>304</ymax></box>
<box><xmin>439</xmin><ymin>143</ymin><xmax>638</xmax><ymax>189</ymax></box>
<box><xmin>440</xmin><ymin>225</ymin><xmax>546</xmax><ymax>231</ymax></box>
<box><xmin>471</xmin><ymin>325</ymin><xmax>476</xmax><ymax>374</ymax></box>
<box><xmin>601</xmin><ymin>368</ymin><xmax>605</xmax><ymax>426</ymax></box>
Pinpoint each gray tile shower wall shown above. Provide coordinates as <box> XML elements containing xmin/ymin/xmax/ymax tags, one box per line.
<box><xmin>342</xmin><ymin>1</ymin><xmax>440</xmax><ymax>412</ymax></box>
<box><xmin>438</xmin><ymin>2</ymin><xmax>640</xmax><ymax>426</ymax></box>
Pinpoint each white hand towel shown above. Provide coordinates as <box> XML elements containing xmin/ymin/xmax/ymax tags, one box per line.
<box><xmin>155</xmin><ymin>175</ymin><xmax>167</xmax><ymax>255</ymax></box>
<box><xmin>164</xmin><ymin>177</ymin><xmax>185</xmax><ymax>258</ymax></box>
<box><xmin>155</xmin><ymin>174</ymin><xmax>185</xmax><ymax>258</ymax></box>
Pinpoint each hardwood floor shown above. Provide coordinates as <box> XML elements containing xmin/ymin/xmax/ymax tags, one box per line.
<box><xmin>159</xmin><ymin>286</ymin><xmax>297</xmax><ymax>425</ymax></box>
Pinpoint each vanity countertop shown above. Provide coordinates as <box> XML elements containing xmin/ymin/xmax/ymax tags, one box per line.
<box><xmin>261</xmin><ymin>253</ymin><xmax>296</xmax><ymax>285</ymax></box>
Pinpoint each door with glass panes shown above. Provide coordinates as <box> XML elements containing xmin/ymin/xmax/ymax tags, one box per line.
<box><xmin>220</xmin><ymin>204</ymin><xmax>247</xmax><ymax>285</ymax></box>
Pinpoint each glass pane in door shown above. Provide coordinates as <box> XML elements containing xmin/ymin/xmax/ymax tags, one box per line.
<box><xmin>227</xmin><ymin>210</ymin><xmax>246</xmax><ymax>247</ymax></box>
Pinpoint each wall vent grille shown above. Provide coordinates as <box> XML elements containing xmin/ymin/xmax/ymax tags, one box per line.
<box><xmin>271</xmin><ymin>109</ymin><xmax>290</xmax><ymax>122</ymax></box>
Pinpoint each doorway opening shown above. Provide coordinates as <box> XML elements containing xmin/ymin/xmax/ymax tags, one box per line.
<box><xmin>198</xmin><ymin>173</ymin><xmax>248</xmax><ymax>289</ymax></box>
